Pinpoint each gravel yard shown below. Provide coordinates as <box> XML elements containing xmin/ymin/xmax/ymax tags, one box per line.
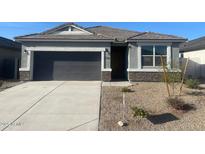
<box><xmin>99</xmin><ymin>82</ymin><xmax>205</xmax><ymax>131</ymax></box>
<box><xmin>0</xmin><ymin>80</ymin><xmax>24</xmax><ymax>92</ymax></box>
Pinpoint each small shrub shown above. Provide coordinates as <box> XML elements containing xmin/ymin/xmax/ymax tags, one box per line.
<box><xmin>166</xmin><ymin>97</ymin><xmax>185</xmax><ymax>110</ymax></box>
<box><xmin>131</xmin><ymin>107</ymin><xmax>149</xmax><ymax>118</ymax></box>
<box><xmin>166</xmin><ymin>97</ymin><xmax>196</xmax><ymax>111</ymax></box>
<box><xmin>121</xmin><ymin>87</ymin><xmax>132</xmax><ymax>93</ymax></box>
<box><xmin>185</xmin><ymin>79</ymin><xmax>200</xmax><ymax>89</ymax></box>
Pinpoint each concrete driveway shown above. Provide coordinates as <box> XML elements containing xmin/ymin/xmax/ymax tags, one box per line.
<box><xmin>0</xmin><ymin>81</ymin><xmax>101</xmax><ymax>131</ymax></box>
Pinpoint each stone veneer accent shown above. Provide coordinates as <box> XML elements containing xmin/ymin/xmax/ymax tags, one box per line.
<box><xmin>102</xmin><ymin>71</ymin><xmax>111</xmax><ymax>81</ymax></box>
<box><xmin>19</xmin><ymin>71</ymin><xmax>31</xmax><ymax>81</ymax></box>
<box><xmin>128</xmin><ymin>72</ymin><xmax>164</xmax><ymax>82</ymax></box>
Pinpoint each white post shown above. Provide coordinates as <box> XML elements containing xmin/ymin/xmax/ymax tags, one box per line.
<box><xmin>153</xmin><ymin>46</ymin><xmax>156</xmax><ymax>67</ymax></box>
<box><xmin>101</xmin><ymin>51</ymin><xmax>105</xmax><ymax>70</ymax></box>
<box><xmin>167</xmin><ymin>46</ymin><xmax>171</xmax><ymax>69</ymax></box>
<box><xmin>127</xmin><ymin>47</ymin><xmax>130</xmax><ymax>69</ymax></box>
<box><xmin>27</xmin><ymin>50</ymin><xmax>31</xmax><ymax>70</ymax></box>
<box><xmin>138</xmin><ymin>46</ymin><xmax>142</xmax><ymax>69</ymax></box>
<box><xmin>30</xmin><ymin>51</ymin><xmax>34</xmax><ymax>80</ymax></box>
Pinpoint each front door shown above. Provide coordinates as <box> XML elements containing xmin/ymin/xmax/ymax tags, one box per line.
<box><xmin>111</xmin><ymin>46</ymin><xmax>127</xmax><ymax>80</ymax></box>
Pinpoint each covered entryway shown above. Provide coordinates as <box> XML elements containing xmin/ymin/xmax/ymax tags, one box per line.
<box><xmin>111</xmin><ymin>45</ymin><xmax>128</xmax><ymax>80</ymax></box>
<box><xmin>33</xmin><ymin>51</ymin><xmax>101</xmax><ymax>81</ymax></box>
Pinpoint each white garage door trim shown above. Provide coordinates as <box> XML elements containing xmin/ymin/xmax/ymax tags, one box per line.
<box><xmin>25</xmin><ymin>46</ymin><xmax>106</xmax><ymax>52</ymax></box>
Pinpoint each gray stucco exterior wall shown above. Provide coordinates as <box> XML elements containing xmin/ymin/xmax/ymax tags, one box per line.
<box><xmin>127</xmin><ymin>42</ymin><xmax>181</xmax><ymax>81</ymax></box>
<box><xmin>21</xmin><ymin>45</ymin><xmax>27</xmax><ymax>68</ymax></box>
<box><xmin>19</xmin><ymin>40</ymin><xmax>181</xmax><ymax>81</ymax></box>
<box><xmin>20</xmin><ymin>42</ymin><xmax>111</xmax><ymax>69</ymax></box>
<box><xmin>19</xmin><ymin>41</ymin><xmax>111</xmax><ymax>81</ymax></box>
<box><xmin>128</xmin><ymin>42</ymin><xmax>180</xmax><ymax>70</ymax></box>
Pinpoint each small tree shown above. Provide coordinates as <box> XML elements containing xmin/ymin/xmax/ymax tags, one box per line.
<box><xmin>166</xmin><ymin>69</ymin><xmax>182</xmax><ymax>96</ymax></box>
<box><xmin>160</xmin><ymin>56</ymin><xmax>189</xmax><ymax>97</ymax></box>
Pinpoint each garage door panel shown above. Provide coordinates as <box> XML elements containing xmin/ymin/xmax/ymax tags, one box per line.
<box><xmin>53</xmin><ymin>61</ymin><xmax>101</xmax><ymax>80</ymax></box>
<box><xmin>33</xmin><ymin>52</ymin><xmax>101</xmax><ymax>81</ymax></box>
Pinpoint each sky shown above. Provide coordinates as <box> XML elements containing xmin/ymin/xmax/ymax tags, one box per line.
<box><xmin>0</xmin><ymin>22</ymin><xmax>205</xmax><ymax>40</ymax></box>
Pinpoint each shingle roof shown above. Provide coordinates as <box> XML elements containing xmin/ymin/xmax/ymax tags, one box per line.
<box><xmin>15</xmin><ymin>23</ymin><xmax>186</xmax><ymax>42</ymax></box>
<box><xmin>15</xmin><ymin>23</ymin><xmax>112</xmax><ymax>41</ymax></box>
<box><xmin>0</xmin><ymin>37</ymin><xmax>21</xmax><ymax>50</ymax></box>
<box><xmin>129</xmin><ymin>32</ymin><xmax>185</xmax><ymax>40</ymax></box>
<box><xmin>180</xmin><ymin>36</ymin><xmax>205</xmax><ymax>52</ymax></box>
<box><xmin>15</xmin><ymin>33</ymin><xmax>111</xmax><ymax>41</ymax></box>
<box><xmin>86</xmin><ymin>26</ymin><xmax>141</xmax><ymax>41</ymax></box>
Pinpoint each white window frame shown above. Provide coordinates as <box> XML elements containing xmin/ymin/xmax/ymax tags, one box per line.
<box><xmin>139</xmin><ymin>44</ymin><xmax>171</xmax><ymax>69</ymax></box>
<box><xmin>141</xmin><ymin>45</ymin><xmax>155</xmax><ymax>67</ymax></box>
<box><xmin>101</xmin><ymin>50</ymin><xmax>112</xmax><ymax>72</ymax></box>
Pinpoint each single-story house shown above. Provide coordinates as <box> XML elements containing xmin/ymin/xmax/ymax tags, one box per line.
<box><xmin>15</xmin><ymin>23</ymin><xmax>186</xmax><ymax>81</ymax></box>
<box><xmin>0</xmin><ymin>37</ymin><xmax>21</xmax><ymax>79</ymax></box>
<box><xmin>180</xmin><ymin>36</ymin><xmax>205</xmax><ymax>79</ymax></box>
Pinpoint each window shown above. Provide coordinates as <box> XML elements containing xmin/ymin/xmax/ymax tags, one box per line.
<box><xmin>155</xmin><ymin>45</ymin><xmax>167</xmax><ymax>66</ymax></box>
<box><xmin>141</xmin><ymin>45</ymin><xmax>167</xmax><ymax>67</ymax></box>
<box><xmin>141</xmin><ymin>46</ymin><xmax>153</xmax><ymax>66</ymax></box>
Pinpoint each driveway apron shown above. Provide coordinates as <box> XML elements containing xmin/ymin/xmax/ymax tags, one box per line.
<box><xmin>0</xmin><ymin>81</ymin><xmax>101</xmax><ymax>131</ymax></box>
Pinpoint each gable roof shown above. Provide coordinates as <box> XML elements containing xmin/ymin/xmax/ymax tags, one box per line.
<box><xmin>180</xmin><ymin>36</ymin><xmax>205</xmax><ymax>52</ymax></box>
<box><xmin>41</xmin><ymin>22</ymin><xmax>93</xmax><ymax>35</ymax></box>
<box><xmin>15</xmin><ymin>23</ymin><xmax>112</xmax><ymax>42</ymax></box>
<box><xmin>0</xmin><ymin>37</ymin><xmax>21</xmax><ymax>50</ymax></box>
<box><xmin>15</xmin><ymin>23</ymin><xmax>187</xmax><ymax>43</ymax></box>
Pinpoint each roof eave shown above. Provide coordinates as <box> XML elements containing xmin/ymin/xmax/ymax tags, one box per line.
<box><xmin>180</xmin><ymin>46</ymin><xmax>205</xmax><ymax>52</ymax></box>
<box><xmin>15</xmin><ymin>38</ymin><xmax>114</xmax><ymax>43</ymax></box>
<box><xmin>127</xmin><ymin>39</ymin><xmax>187</xmax><ymax>43</ymax></box>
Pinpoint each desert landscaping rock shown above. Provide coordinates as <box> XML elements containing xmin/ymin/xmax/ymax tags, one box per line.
<box><xmin>99</xmin><ymin>82</ymin><xmax>205</xmax><ymax>131</ymax></box>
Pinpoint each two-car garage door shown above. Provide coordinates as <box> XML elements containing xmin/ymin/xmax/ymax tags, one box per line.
<box><xmin>33</xmin><ymin>51</ymin><xmax>101</xmax><ymax>81</ymax></box>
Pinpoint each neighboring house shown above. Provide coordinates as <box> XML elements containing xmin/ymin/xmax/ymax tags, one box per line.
<box><xmin>15</xmin><ymin>23</ymin><xmax>186</xmax><ymax>81</ymax></box>
<box><xmin>0</xmin><ymin>37</ymin><xmax>21</xmax><ymax>79</ymax></box>
<box><xmin>180</xmin><ymin>36</ymin><xmax>205</xmax><ymax>79</ymax></box>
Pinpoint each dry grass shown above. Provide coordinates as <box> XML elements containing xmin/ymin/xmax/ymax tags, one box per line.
<box><xmin>99</xmin><ymin>82</ymin><xmax>205</xmax><ymax>131</ymax></box>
